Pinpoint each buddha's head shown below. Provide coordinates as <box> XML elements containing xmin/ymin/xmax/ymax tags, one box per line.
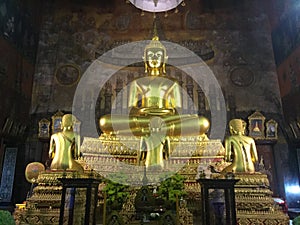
<box><xmin>229</xmin><ymin>119</ymin><xmax>246</xmax><ymax>135</ymax></box>
<box><xmin>143</xmin><ymin>36</ymin><xmax>168</xmax><ymax>76</ymax></box>
<box><xmin>61</xmin><ymin>114</ymin><xmax>76</xmax><ymax>131</ymax></box>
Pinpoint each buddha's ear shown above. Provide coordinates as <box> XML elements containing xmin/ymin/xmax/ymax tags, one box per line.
<box><xmin>162</xmin><ymin>64</ymin><xmax>166</xmax><ymax>74</ymax></box>
<box><xmin>162</xmin><ymin>56</ymin><xmax>168</xmax><ymax>74</ymax></box>
<box><xmin>229</xmin><ymin>125</ymin><xmax>234</xmax><ymax>134</ymax></box>
<box><xmin>242</xmin><ymin>121</ymin><xmax>246</xmax><ymax>129</ymax></box>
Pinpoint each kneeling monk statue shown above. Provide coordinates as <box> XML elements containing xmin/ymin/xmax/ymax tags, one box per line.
<box><xmin>99</xmin><ymin>35</ymin><xmax>210</xmax><ymax>137</ymax></box>
<box><xmin>49</xmin><ymin>114</ymin><xmax>83</xmax><ymax>172</ymax></box>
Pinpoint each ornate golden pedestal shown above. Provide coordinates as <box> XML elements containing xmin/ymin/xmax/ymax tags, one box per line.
<box><xmin>81</xmin><ymin>135</ymin><xmax>290</xmax><ymax>225</ymax></box>
<box><xmin>14</xmin><ymin>170</ymin><xmax>100</xmax><ymax>225</ymax></box>
<box><xmin>81</xmin><ymin>135</ymin><xmax>225</xmax><ymax>185</ymax></box>
<box><xmin>81</xmin><ymin>134</ymin><xmax>225</xmax><ymax>224</ymax></box>
<box><xmin>234</xmin><ymin>173</ymin><xmax>290</xmax><ymax>225</ymax></box>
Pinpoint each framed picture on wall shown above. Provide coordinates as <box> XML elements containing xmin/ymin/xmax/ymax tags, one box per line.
<box><xmin>266</xmin><ymin>119</ymin><xmax>278</xmax><ymax>139</ymax></box>
<box><xmin>51</xmin><ymin>110</ymin><xmax>64</xmax><ymax>134</ymax></box>
<box><xmin>38</xmin><ymin>118</ymin><xmax>50</xmax><ymax>139</ymax></box>
<box><xmin>248</xmin><ymin>111</ymin><xmax>265</xmax><ymax>139</ymax></box>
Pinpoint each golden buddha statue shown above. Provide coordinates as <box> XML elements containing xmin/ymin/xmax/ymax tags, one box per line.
<box><xmin>49</xmin><ymin>114</ymin><xmax>83</xmax><ymax>172</ymax></box>
<box><xmin>139</xmin><ymin>116</ymin><xmax>170</xmax><ymax>169</ymax></box>
<box><xmin>221</xmin><ymin>119</ymin><xmax>258</xmax><ymax>174</ymax></box>
<box><xmin>99</xmin><ymin>35</ymin><xmax>210</xmax><ymax>137</ymax></box>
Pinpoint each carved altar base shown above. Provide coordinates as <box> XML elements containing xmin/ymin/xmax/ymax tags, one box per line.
<box><xmin>81</xmin><ymin>135</ymin><xmax>225</xmax><ymax>186</ymax></box>
<box><xmin>81</xmin><ymin>135</ymin><xmax>290</xmax><ymax>225</ymax></box>
<box><xmin>14</xmin><ymin>170</ymin><xmax>100</xmax><ymax>225</ymax></box>
<box><xmin>234</xmin><ymin>173</ymin><xmax>290</xmax><ymax>225</ymax></box>
<box><xmin>81</xmin><ymin>134</ymin><xmax>225</xmax><ymax>224</ymax></box>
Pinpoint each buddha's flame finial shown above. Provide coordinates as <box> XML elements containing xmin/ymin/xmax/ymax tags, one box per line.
<box><xmin>153</xmin><ymin>21</ymin><xmax>159</xmax><ymax>40</ymax></box>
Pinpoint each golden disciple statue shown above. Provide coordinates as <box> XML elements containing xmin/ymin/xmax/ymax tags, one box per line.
<box><xmin>49</xmin><ymin>114</ymin><xmax>83</xmax><ymax>172</ymax></box>
<box><xmin>139</xmin><ymin>117</ymin><xmax>170</xmax><ymax>168</ymax></box>
<box><xmin>221</xmin><ymin>119</ymin><xmax>258</xmax><ymax>174</ymax></box>
<box><xmin>99</xmin><ymin>35</ymin><xmax>210</xmax><ymax>138</ymax></box>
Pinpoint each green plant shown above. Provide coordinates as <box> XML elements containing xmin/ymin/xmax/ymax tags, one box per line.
<box><xmin>0</xmin><ymin>210</ymin><xmax>15</xmax><ymax>225</ymax></box>
<box><xmin>293</xmin><ymin>215</ymin><xmax>300</xmax><ymax>225</ymax></box>
<box><xmin>103</xmin><ymin>173</ymin><xmax>130</xmax><ymax>210</ymax></box>
<box><xmin>157</xmin><ymin>173</ymin><xmax>187</xmax><ymax>207</ymax></box>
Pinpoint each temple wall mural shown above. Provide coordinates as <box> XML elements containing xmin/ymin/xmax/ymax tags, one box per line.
<box><xmin>31</xmin><ymin>0</ymin><xmax>282</xmax><ymax>117</ymax></box>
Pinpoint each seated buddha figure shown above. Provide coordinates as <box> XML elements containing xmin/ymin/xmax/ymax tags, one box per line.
<box><xmin>49</xmin><ymin>114</ymin><xmax>83</xmax><ymax>172</ymax></box>
<box><xmin>99</xmin><ymin>35</ymin><xmax>210</xmax><ymax>137</ymax></box>
<box><xmin>221</xmin><ymin>119</ymin><xmax>258</xmax><ymax>174</ymax></box>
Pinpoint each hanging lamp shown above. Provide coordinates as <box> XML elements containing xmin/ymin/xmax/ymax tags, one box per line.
<box><xmin>128</xmin><ymin>0</ymin><xmax>184</xmax><ymax>13</ymax></box>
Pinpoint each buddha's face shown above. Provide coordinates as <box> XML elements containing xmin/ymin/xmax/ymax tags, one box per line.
<box><xmin>146</xmin><ymin>48</ymin><xmax>164</xmax><ymax>69</ymax></box>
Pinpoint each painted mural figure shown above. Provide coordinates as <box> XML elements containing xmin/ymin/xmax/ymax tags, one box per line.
<box><xmin>222</xmin><ymin>119</ymin><xmax>258</xmax><ymax>174</ymax></box>
<box><xmin>49</xmin><ymin>114</ymin><xmax>83</xmax><ymax>172</ymax></box>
